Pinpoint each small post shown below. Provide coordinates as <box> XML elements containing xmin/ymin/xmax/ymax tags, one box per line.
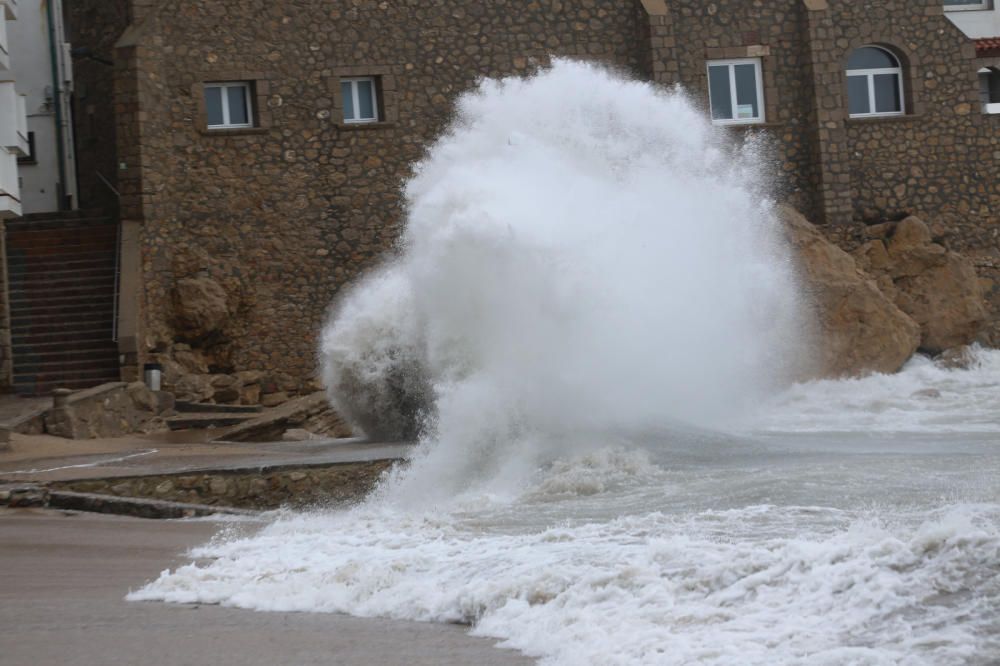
<box><xmin>52</xmin><ymin>388</ymin><xmax>73</xmax><ymax>409</ymax></box>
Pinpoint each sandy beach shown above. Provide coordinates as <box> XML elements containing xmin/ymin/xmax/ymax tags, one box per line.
<box><xmin>0</xmin><ymin>508</ymin><xmax>532</xmax><ymax>666</ymax></box>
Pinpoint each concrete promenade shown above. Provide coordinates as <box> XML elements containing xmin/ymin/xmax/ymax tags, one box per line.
<box><xmin>0</xmin><ymin>509</ymin><xmax>533</xmax><ymax>666</ymax></box>
<box><xmin>0</xmin><ymin>430</ymin><xmax>411</xmax><ymax>483</ymax></box>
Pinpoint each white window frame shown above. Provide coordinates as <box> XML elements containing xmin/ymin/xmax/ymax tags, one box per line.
<box><xmin>943</xmin><ymin>0</ymin><xmax>989</xmax><ymax>11</ymax></box>
<box><xmin>706</xmin><ymin>58</ymin><xmax>765</xmax><ymax>126</ymax></box>
<box><xmin>205</xmin><ymin>82</ymin><xmax>253</xmax><ymax>129</ymax></box>
<box><xmin>981</xmin><ymin>67</ymin><xmax>1000</xmax><ymax>114</ymax></box>
<box><xmin>341</xmin><ymin>77</ymin><xmax>379</xmax><ymax>124</ymax></box>
<box><xmin>846</xmin><ymin>48</ymin><xmax>905</xmax><ymax>118</ymax></box>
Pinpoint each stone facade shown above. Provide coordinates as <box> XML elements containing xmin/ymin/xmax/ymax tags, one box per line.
<box><xmin>65</xmin><ymin>0</ymin><xmax>999</xmax><ymax>385</ymax></box>
<box><xmin>51</xmin><ymin>459</ymin><xmax>396</xmax><ymax>510</ymax></box>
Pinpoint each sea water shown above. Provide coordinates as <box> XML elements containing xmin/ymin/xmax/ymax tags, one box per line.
<box><xmin>131</xmin><ymin>62</ymin><xmax>1000</xmax><ymax>665</ymax></box>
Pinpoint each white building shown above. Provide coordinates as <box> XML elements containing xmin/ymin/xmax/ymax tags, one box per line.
<box><xmin>2</xmin><ymin>0</ymin><xmax>76</xmax><ymax>216</ymax></box>
<box><xmin>0</xmin><ymin>0</ymin><xmax>29</xmax><ymax>219</ymax></box>
<box><xmin>944</xmin><ymin>0</ymin><xmax>1000</xmax><ymax>113</ymax></box>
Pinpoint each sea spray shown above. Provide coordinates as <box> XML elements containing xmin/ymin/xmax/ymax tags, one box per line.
<box><xmin>321</xmin><ymin>60</ymin><xmax>805</xmax><ymax>504</ymax></box>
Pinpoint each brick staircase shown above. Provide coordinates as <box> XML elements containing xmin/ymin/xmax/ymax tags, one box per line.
<box><xmin>5</xmin><ymin>211</ymin><xmax>121</xmax><ymax>395</ymax></box>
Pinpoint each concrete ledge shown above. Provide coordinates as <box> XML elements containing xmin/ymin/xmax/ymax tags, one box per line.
<box><xmin>47</xmin><ymin>458</ymin><xmax>397</xmax><ymax>510</ymax></box>
<box><xmin>48</xmin><ymin>489</ymin><xmax>255</xmax><ymax>519</ymax></box>
<box><xmin>0</xmin><ymin>482</ymin><xmax>254</xmax><ymax>519</ymax></box>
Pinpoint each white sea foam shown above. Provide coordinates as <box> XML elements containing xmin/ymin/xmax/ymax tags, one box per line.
<box><xmin>757</xmin><ymin>346</ymin><xmax>1000</xmax><ymax>434</ymax></box>
<box><xmin>133</xmin><ymin>61</ymin><xmax>1000</xmax><ymax>665</ymax></box>
<box><xmin>133</xmin><ymin>499</ymin><xmax>1000</xmax><ymax>665</ymax></box>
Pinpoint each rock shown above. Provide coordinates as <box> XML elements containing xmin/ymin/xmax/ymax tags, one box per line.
<box><xmin>852</xmin><ymin>240</ymin><xmax>891</xmax><ymax>272</ymax></box>
<box><xmin>208</xmin><ymin>477</ymin><xmax>228</xmax><ymax>495</ymax></box>
<box><xmin>261</xmin><ymin>391</ymin><xmax>289</xmax><ymax>408</ymax></box>
<box><xmin>282</xmin><ymin>428</ymin><xmax>318</xmax><ymax>441</ymax></box>
<box><xmin>779</xmin><ymin>205</ymin><xmax>921</xmax><ymax>377</ymax></box>
<box><xmin>873</xmin><ymin>217</ymin><xmax>987</xmax><ymax>353</ymax></box>
<box><xmin>174</xmin><ymin>347</ymin><xmax>210</xmax><ymax>374</ymax></box>
<box><xmin>239</xmin><ymin>383</ymin><xmax>261</xmax><ymax>405</ymax></box>
<box><xmin>153</xmin><ymin>390</ymin><xmax>176</xmax><ymax>415</ymax></box>
<box><xmin>911</xmin><ymin>388</ymin><xmax>941</xmax><ymax>399</ymax></box>
<box><xmin>890</xmin><ymin>216</ymin><xmax>932</xmax><ymax>248</ymax></box>
<box><xmin>173</xmin><ymin>277</ymin><xmax>231</xmax><ymax>339</ymax></box>
<box><xmin>936</xmin><ymin>345</ymin><xmax>978</xmax><ymax>370</ymax></box>
<box><xmin>235</xmin><ymin>370</ymin><xmax>265</xmax><ymax>385</ymax></box>
<box><xmin>210</xmin><ymin>374</ymin><xmax>243</xmax><ymax>403</ymax></box>
<box><xmin>172</xmin><ymin>374</ymin><xmax>215</xmax><ymax>402</ymax></box>
<box><xmin>126</xmin><ymin>382</ymin><xmax>157</xmax><ymax>413</ymax></box>
<box><xmin>262</xmin><ymin>372</ymin><xmax>297</xmax><ymax>395</ymax></box>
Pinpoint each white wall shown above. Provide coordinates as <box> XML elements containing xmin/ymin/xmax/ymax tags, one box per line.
<box><xmin>946</xmin><ymin>5</ymin><xmax>1000</xmax><ymax>39</ymax></box>
<box><xmin>0</xmin><ymin>0</ymin><xmax>25</xmax><ymax>218</ymax></box>
<box><xmin>6</xmin><ymin>0</ymin><xmax>76</xmax><ymax>214</ymax></box>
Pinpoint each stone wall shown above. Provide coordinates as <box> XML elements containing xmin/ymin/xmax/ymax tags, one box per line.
<box><xmin>52</xmin><ymin>460</ymin><xmax>396</xmax><ymax>510</ymax></box>
<box><xmin>648</xmin><ymin>0</ymin><xmax>823</xmax><ymax>220</ymax></box>
<box><xmin>63</xmin><ymin>0</ymin><xmax>999</xmax><ymax>387</ymax></box>
<box><xmin>653</xmin><ymin>1</ymin><xmax>998</xmax><ymax>338</ymax></box>
<box><xmin>111</xmin><ymin>0</ymin><xmax>645</xmax><ymax>387</ymax></box>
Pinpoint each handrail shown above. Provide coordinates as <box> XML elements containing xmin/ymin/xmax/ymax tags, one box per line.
<box><xmin>95</xmin><ymin>171</ymin><xmax>121</xmax><ymax>198</ymax></box>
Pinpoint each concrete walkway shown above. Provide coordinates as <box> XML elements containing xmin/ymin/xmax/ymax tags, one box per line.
<box><xmin>0</xmin><ymin>431</ymin><xmax>413</xmax><ymax>483</ymax></box>
<box><xmin>0</xmin><ymin>508</ymin><xmax>533</xmax><ymax>666</ymax></box>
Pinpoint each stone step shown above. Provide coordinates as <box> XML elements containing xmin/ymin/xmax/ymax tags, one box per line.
<box><xmin>174</xmin><ymin>401</ymin><xmax>263</xmax><ymax>414</ymax></box>
<box><xmin>11</xmin><ymin>328</ymin><xmax>113</xmax><ymax>347</ymax></box>
<box><xmin>7</xmin><ymin>252</ymin><xmax>117</xmax><ymax>270</ymax></box>
<box><xmin>6</xmin><ymin>236</ymin><xmax>118</xmax><ymax>254</ymax></box>
<box><xmin>13</xmin><ymin>346</ymin><xmax>118</xmax><ymax>366</ymax></box>
<box><xmin>8</xmin><ymin>273</ymin><xmax>116</xmax><ymax>292</ymax></box>
<box><xmin>9</xmin><ymin>301</ymin><xmax>114</xmax><ymax>319</ymax></box>
<box><xmin>8</xmin><ymin>265</ymin><xmax>116</xmax><ymax>283</ymax></box>
<box><xmin>11</xmin><ymin>318</ymin><xmax>116</xmax><ymax>337</ymax></box>
<box><xmin>6</xmin><ymin>219</ymin><xmax>116</xmax><ymax>234</ymax></box>
<box><xmin>14</xmin><ymin>209</ymin><xmax>110</xmax><ymax>223</ymax></box>
<box><xmin>166</xmin><ymin>413</ymin><xmax>258</xmax><ymax>431</ymax></box>
<box><xmin>12</xmin><ymin>376</ymin><xmax>122</xmax><ymax>396</ymax></box>
<box><xmin>11</xmin><ymin>304</ymin><xmax>113</xmax><ymax>323</ymax></box>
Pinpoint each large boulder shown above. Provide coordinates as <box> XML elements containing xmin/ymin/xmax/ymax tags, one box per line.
<box><xmin>173</xmin><ymin>277</ymin><xmax>231</xmax><ymax>340</ymax></box>
<box><xmin>853</xmin><ymin>217</ymin><xmax>986</xmax><ymax>354</ymax></box>
<box><xmin>779</xmin><ymin>206</ymin><xmax>920</xmax><ymax>377</ymax></box>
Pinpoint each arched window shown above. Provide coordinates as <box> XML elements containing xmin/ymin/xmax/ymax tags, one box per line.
<box><xmin>846</xmin><ymin>46</ymin><xmax>905</xmax><ymax>117</ymax></box>
<box><xmin>980</xmin><ymin>67</ymin><xmax>1000</xmax><ymax>114</ymax></box>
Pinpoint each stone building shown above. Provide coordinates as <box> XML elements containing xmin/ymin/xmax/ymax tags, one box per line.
<box><xmin>5</xmin><ymin>0</ymin><xmax>995</xmax><ymax>396</ymax></box>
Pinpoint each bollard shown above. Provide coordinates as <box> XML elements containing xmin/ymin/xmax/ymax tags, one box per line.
<box><xmin>52</xmin><ymin>388</ymin><xmax>73</xmax><ymax>409</ymax></box>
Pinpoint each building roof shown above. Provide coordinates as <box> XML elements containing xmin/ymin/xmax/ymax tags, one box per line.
<box><xmin>975</xmin><ymin>38</ymin><xmax>1000</xmax><ymax>57</ymax></box>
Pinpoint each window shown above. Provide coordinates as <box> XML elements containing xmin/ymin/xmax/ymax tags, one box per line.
<box><xmin>340</xmin><ymin>77</ymin><xmax>379</xmax><ymax>124</ymax></box>
<box><xmin>943</xmin><ymin>0</ymin><xmax>989</xmax><ymax>10</ymax></box>
<box><xmin>707</xmin><ymin>59</ymin><xmax>764</xmax><ymax>125</ymax></box>
<box><xmin>846</xmin><ymin>46</ymin><xmax>905</xmax><ymax>118</ymax></box>
<box><xmin>204</xmin><ymin>82</ymin><xmax>253</xmax><ymax>129</ymax></box>
<box><xmin>980</xmin><ymin>67</ymin><xmax>1000</xmax><ymax>113</ymax></box>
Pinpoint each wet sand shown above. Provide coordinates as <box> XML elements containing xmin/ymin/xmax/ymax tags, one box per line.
<box><xmin>0</xmin><ymin>509</ymin><xmax>533</xmax><ymax>666</ymax></box>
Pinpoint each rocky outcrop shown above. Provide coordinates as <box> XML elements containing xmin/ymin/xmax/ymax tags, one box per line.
<box><xmin>852</xmin><ymin>217</ymin><xmax>986</xmax><ymax>354</ymax></box>
<box><xmin>172</xmin><ymin>276</ymin><xmax>232</xmax><ymax>341</ymax></box>
<box><xmin>779</xmin><ymin>206</ymin><xmax>921</xmax><ymax>377</ymax></box>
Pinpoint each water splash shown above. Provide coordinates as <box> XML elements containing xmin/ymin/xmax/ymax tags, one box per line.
<box><xmin>322</xmin><ymin>60</ymin><xmax>804</xmax><ymax>505</ymax></box>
